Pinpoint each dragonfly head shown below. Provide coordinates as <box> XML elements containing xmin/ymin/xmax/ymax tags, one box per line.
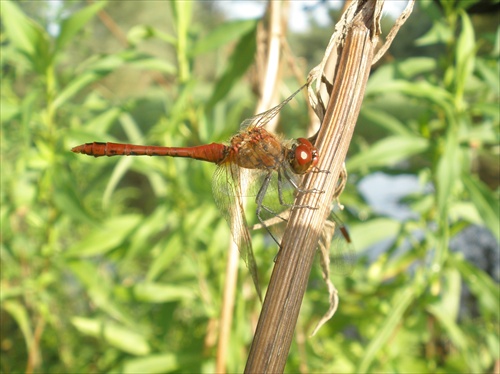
<box><xmin>288</xmin><ymin>138</ymin><xmax>319</xmax><ymax>174</ymax></box>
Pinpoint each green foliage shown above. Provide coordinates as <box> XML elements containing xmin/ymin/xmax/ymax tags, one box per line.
<box><xmin>1</xmin><ymin>1</ymin><xmax>498</xmax><ymax>373</ymax></box>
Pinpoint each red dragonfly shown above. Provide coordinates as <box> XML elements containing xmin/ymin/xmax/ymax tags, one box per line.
<box><xmin>72</xmin><ymin>84</ymin><xmax>320</xmax><ymax>300</ymax></box>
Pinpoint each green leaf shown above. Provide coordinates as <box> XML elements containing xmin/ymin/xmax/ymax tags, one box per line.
<box><xmin>128</xmin><ymin>57</ymin><xmax>177</xmax><ymax>75</ymax></box>
<box><xmin>454</xmin><ymin>11</ymin><xmax>476</xmax><ymax>102</ymax></box>
<box><xmin>383</xmin><ymin>81</ymin><xmax>454</xmax><ymax>109</ymax></box>
<box><xmin>123</xmin><ymin>354</ymin><xmax>180</xmax><ymax>374</ymax></box>
<box><xmin>191</xmin><ymin>19</ymin><xmax>258</xmax><ymax>56</ymax></box>
<box><xmin>453</xmin><ymin>255</ymin><xmax>500</xmax><ymax>318</ymax></box>
<box><xmin>103</xmin><ymin>156</ymin><xmax>134</xmax><ymax>209</ymax></box>
<box><xmin>147</xmin><ymin>235</ymin><xmax>184</xmax><ymax>281</ymax></box>
<box><xmin>427</xmin><ymin>304</ymin><xmax>468</xmax><ymax>353</ymax></box>
<box><xmin>65</xmin><ymin>215</ymin><xmax>142</xmax><ymax>257</ymax></box>
<box><xmin>1</xmin><ymin>1</ymin><xmax>43</xmax><ymax>56</ymax></box>
<box><xmin>81</xmin><ymin>107</ymin><xmax>123</xmax><ymax>135</ymax></box>
<box><xmin>68</xmin><ymin>261</ymin><xmax>136</xmax><ymax>326</ymax></box>
<box><xmin>349</xmin><ymin>218</ymin><xmax>401</xmax><ymax>251</ymax></box>
<box><xmin>171</xmin><ymin>0</ymin><xmax>193</xmax><ymax>82</ymax></box>
<box><xmin>360</xmin><ymin>107</ymin><xmax>414</xmax><ymax>137</ymax></box>
<box><xmin>435</xmin><ymin>127</ymin><xmax>460</xmax><ymax>216</ymax></box>
<box><xmin>347</xmin><ymin>135</ymin><xmax>429</xmax><ymax>171</ymax></box>
<box><xmin>55</xmin><ymin>1</ymin><xmax>108</xmax><ymax>52</ymax></box>
<box><xmin>71</xmin><ymin>317</ymin><xmax>150</xmax><ymax>355</ymax></box>
<box><xmin>52</xmin><ymin>183</ymin><xmax>95</xmax><ymax>225</ymax></box>
<box><xmin>53</xmin><ymin>52</ymin><xmax>147</xmax><ymax>110</ymax></box>
<box><xmin>53</xmin><ymin>71</ymin><xmax>104</xmax><ymax>111</ymax></box>
<box><xmin>127</xmin><ymin>25</ymin><xmax>177</xmax><ymax>46</ymax></box>
<box><xmin>1</xmin><ymin>0</ymin><xmax>52</xmax><ymax>72</ymax></box>
<box><xmin>358</xmin><ymin>281</ymin><xmax>420</xmax><ymax>373</ymax></box>
<box><xmin>415</xmin><ymin>20</ymin><xmax>453</xmax><ymax>46</ymax></box>
<box><xmin>132</xmin><ymin>282</ymin><xmax>196</xmax><ymax>303</ymax></box>
<box><xmin>2</xmin><ymin>300</ymin><xmax>33</xmax><ymax>353</ymax></box>
<box><xmin>207</xmin><ymin>27</ymin><xmax>257</xmax><ymax>108</ymax></box>
<box><xmin>462</xmin><ymin>174</ymin><xmax>500</xmax><ymax>241</ymax></box>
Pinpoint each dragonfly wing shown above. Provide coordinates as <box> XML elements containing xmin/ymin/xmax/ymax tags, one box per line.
<box><xmin>239</xmin><ymin>83</ymin><xmax>307</xmax><ymax>130</ymax></box>
<box><xmin>320</xmin><ymin>217</ymin><xmax>356</xmax><ymax>275</ymax></box>
<box><xmin>212</xmin><ymin>163</ymin><xmax>262</xmax><ymax>301</ymax></box>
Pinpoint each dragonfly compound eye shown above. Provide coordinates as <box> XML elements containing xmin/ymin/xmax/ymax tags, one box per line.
<box><xmin>290</xmin><ymin>138</ymin><xmax>319</xmax><ymax>174</ymax></box>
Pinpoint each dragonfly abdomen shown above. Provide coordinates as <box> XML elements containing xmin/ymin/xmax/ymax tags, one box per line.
<box><xmin>71</xmin><ymin>142</ymin><xmax>228</xmax><ymax>164</ymax></box>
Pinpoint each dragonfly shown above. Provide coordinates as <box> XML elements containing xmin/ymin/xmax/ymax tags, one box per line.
<box><xmin>72</xmin><ymin>83</ymin><xmax>323</xmax><ymax>301</ymax></box>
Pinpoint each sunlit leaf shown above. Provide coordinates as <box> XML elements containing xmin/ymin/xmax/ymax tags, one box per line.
<box><xmin>132</xmin><ymin>282</ymin><xmax>196</xmax><ymax>303</ymax></box>
<box><xmin>123</xmin><ymin>354</ymin><xmax>180</xmax><ymax>374</ymax></box>
<box><xmin>71</xmin><ymin>317</ymin><xmax>150</xmax><ymax>355</ymax></box>
<box><xmin>347</xmin><ymin>135</ymin><xmax>429</xmax><ymax>171</ymax></box>
<box><xmin>191</xmin><ymin>19</ymin><xmax>258</xmax><ymax>56</ymax></box>
<box><xmin>65</xmin><ymin>215</ymin><xmax>142</xmax><ymax>257</ymax></box>
<box><xmin>55</xmin><ymin>1</ymin><xmax>108</xmax><ymax>52</ymax></box>
<box><xmin>207</xmin><ymin>27</ymin><xmax>257</xmax><ymax>108</ymax></box>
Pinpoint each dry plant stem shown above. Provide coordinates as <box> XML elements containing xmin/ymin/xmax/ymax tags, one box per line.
<box><xmin>245</xmin><ymin>15</ymin><xmax>377</xmax><ymax>374</ymax></box>
<box><xmin>87</xmin><ymin>0</ymin><xmax>128</xmax><ymax>47</ymax></box>
<box><xmin>215</xmin><ymin>240</ymin><xmax>239</xmax><ymax>373</ymax></box>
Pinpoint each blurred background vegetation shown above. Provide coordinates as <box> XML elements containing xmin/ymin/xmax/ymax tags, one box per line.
<box><xmin>1</xmin><ymin>0</ymin><xmax>498</xmax><ymax>373</ymax></box>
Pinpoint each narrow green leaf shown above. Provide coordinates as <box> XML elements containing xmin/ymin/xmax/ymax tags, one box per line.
<box><xmin>349</xmin><ymin>218</ymin><xmax>401</xmax><ymax>251</ymax></box>
<box><xmin>123</xmin><ymin>354</ymin><xmax>180</xmax><ymax>374</ymax></box>
<box><xmin>1</xmin><ymin>0</ymin><xmax>52</xmax><ymax>72</ymax></box>
<box><xmin>65</xmin><ymin>215</ymin><xmax>142</xmax><ymax>257</ymax></box>
<box><xmin>68</xmin><ymin>261</ymin><xmax>136</xmax><ymax>326</ymax></box>
<box><xmin>172</xmin><ymin>0</ymin><xmax>193</xmax><ymax>82</ymax></box>
<box><xmin>54</xmin><ymin>52</ymin><xmax>146</xmax><ymax>110</ymax></box>
<box><xmin>127</xmin><ymin>25</ymin><xmax>176</xmax><ymax>46</ymax></box>
<box><xmin>358</xmin><ymin>284</ymin><xmax>419</xmax><ymax>373</ymax></box>
<box><xmin>83</xmin><ymin>107</ymin><xmax>123</xmax><ymax>134</ymax></box>
<box><xmin>427</xmin><ymin>303</ymin><xmax>469</xmax><ymax>351</ymax></box>
<box><xmin>1</xmin><ymin>1</ymin><xmax>41</xmax><ymax>56</ymax></box>
<box><xmin>368</xmin><ymin>80</ymin><xmax>454</xmax><ymax>109</ymax></box>
<box><xmin>207</xmin><ymin>27</ymin><xmax>257</xmax><ymax>108</ymax></box>
<box><xmin>52</xmin><ymin>184</ymin><xmax>95</xmax><ymax>225</ymax></box>
<box><xmin>133</xmin><ymin>282</ymin><xmax>196</xmax><ymax>303</ymax></box>
<box><xmin>454</xmin><ymin>11</ymin><xmax>476</xmax><ymax>102</ymax></box>
<box><xmin>129</xmin><ymin>57</ymin><xmax>177</xmax><ymax>75</ymax></box>
<box><xmin>360</xmin><ymin>107</ymin><xmax>414</xmax><ymax>137</ymax></box>
<box><xmin>452</xmin><ymin>255</ymin><xmax>500</xmax><ymax>318</ymax></box>
<box><xmin>147</xmin><ymin>235</ymin><xmax>184</xmax><ymax>281</ymax></box>
<box><xmin>103</xmin><ymin>156</ymin><xmax>134</xmax><ymax>209</ymax></box>
<box><xmin>347</xmin><ymin>135</ymin><xmax>429</xmax><ymax>172</ymax></box>
<box><xmin>462</xmin><ymin>174</ymin><xmax>500</xmax><ymax>241</ymax></box>
<box><xmin>436</xmin><ymin>126</ymin><xmax>460</xmax><ymax>216</ymax></box>
<box><xmin>71</xmin><ymin>317</ymin><xmax>150</xmax><ymax>356</ymax></box>
<box><xmin>55</xmin><ymin>1</ymin><xmax>108</xmax><ymax>52</ymax></box>
<box><xmin>191</xmin><ymin>19</ymin><xmax>258</xmax><ymax>56</ymax></box>
<box><xmin>2</xmin><ymin>300</ymin><xmax>33</xmax><ymax>353</ymax></box>
<box><xmin>415</xmin><ymin>20</ymin><xmax>453</xmax><ymax>46</ymax></box>
<box><xmin>53</xmin><ymin>71</ymin><xmax>103</xmax><ymax>111</ymax></box>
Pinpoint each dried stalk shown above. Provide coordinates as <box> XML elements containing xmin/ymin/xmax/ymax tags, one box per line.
<box><xmin>245</xmin><ymin>1</ymin><xmax>383</xmax><ymax>372</ymax></box>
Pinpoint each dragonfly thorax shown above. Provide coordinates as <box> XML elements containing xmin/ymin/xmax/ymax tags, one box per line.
<box><xmin>228</xmin><ymin>128</ymin><xmax>285</xmax><ymax>170</ymax></box>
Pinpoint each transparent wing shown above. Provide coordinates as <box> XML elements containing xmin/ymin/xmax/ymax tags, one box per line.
<box><xmin>212</xmin><ymin>162</ymin><xmax>262</xmax><ymax>301</ymax></box>
<box><xmin>239</xmin><ymin>83</ymin><xmax>307</xmax><ymax>130</ymax></box>
<box><xmin>319</xmin><ymin>213</ymin><xmax>356</xmax><ymax>275</ymax></box>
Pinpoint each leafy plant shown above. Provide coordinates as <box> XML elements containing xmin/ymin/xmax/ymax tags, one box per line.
<box><xmin>1</xmin><ymin>1</ymin><xmax>498</xmax><ymax>373</ymax></box>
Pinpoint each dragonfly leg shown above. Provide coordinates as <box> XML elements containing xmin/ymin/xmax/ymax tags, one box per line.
<box><xmin>255</xmin><ymin>172</ymin><xmax>285</xmax><ymax>247</ymax></box>
<box><xmin>276</xmin><ymin>170</ymin><xmax>316</xmax><ymax>211</ymax></box>
<box><xmin>279</xmin><ymin>168</ymin><xmax>323</xmax><ymax>211</ymax></box>
<box><xmin>282</xmin><ymin>167</ymin><xmax>323</xmax><ymax>195</ymax></box>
